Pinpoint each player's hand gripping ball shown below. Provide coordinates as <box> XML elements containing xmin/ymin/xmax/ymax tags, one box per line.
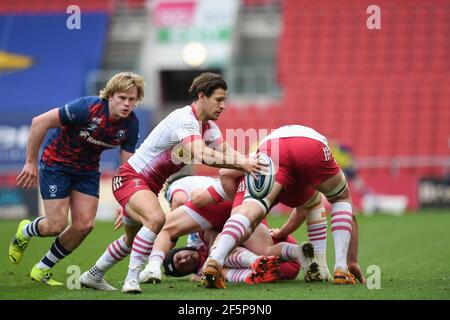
<box><xmin>245</xmin><ymin>153</ymin><xmax>275</xmax><ymax>199</ymax></box>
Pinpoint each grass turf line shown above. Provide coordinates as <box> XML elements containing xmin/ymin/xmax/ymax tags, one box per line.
<box><xmin>0</xmin><ymin>210</ymin><xmax>449</xmax><ymax>300</ymax></box>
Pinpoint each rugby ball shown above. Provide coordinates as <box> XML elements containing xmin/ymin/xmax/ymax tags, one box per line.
<box><xmin>245</xmin><ymin>153</ymin><xmax>275</xmax><ymax>199</ymax></box>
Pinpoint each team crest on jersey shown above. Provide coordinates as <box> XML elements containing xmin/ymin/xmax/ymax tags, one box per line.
<box><xmin>87</xmin><ymin>122</ymin><xmax>98</xmax><ymax>131</ymax></box>
<box><xmin>49</xmin><ymin>185</ymin><xmax>57</xmax><ymax>197</ymax></box>
<box><xmin>117</xmin><ymin>129</ymin><xmax>125</xmax><ymax>138</ymax></box>
<box><xmin>87</xmin><ymin>118</ymin><xmax>102</xmax><ymax>131</ymax></box>
<box><xmin>92</xmin><ymin>117</ymin><xmax>102</xmax><ymax>125</ymax></box>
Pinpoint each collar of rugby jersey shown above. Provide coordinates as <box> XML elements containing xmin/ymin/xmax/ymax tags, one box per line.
<box><xmin>191</xmin><ymin>104</ymin><xmax>210</xmax><ymax>133</ymax></box>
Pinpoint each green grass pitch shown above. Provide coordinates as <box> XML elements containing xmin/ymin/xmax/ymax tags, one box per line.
<box><xmin>0</xmin><ymin>209</ymin><xmax>449</xmax><ymax>300</ymax></box>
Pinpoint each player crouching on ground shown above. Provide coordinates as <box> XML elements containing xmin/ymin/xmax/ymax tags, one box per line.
<box><xmin>201</xmin><ymin>124</ymin><xmax>364</xmax><ymax>289</ymax></box>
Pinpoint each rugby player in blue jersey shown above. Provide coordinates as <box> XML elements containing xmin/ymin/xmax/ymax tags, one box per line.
<box><xmin>9</xmin><ymin>72</ymin><xmax>145</xmax><ymax>286</ymax></box>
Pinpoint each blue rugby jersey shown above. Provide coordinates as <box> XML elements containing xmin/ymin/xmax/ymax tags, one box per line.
<box><xmin>41</xmin><ymin>96</ymin><xmax>139</xmax><ymax>172</ymax></box>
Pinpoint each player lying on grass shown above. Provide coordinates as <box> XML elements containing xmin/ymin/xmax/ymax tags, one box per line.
<box><xmin>160</xmin><ymin>228</ymin><xmax>300</xmax><ymax>285</ymax></box>
<box><xmin>79</xmin><ymin>175</ymin><xmax>311</xmax><ymax>290</ymax></box>
<box><xmin>201</xmin><ymin>124</ymin><xmax>364</xmax><ymax>289</ymax></box>
<box><xmin>157</xmin><ymin>174</ymin><xmax>302</xmax><ymax>285</ymax></box>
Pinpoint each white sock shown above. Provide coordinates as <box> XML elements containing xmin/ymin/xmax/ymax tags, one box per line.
<box><xmin>225</xmin><ymin>269</ymin><xmax>252</xmax><ymax>283</ymax></box>
<box><xmin>315</xmin><ymin>251</ymin><xmax>328</xmax><ymax>269</ymax></box>
<box><xmin>210</xmin><ymin>214</ymin><xmax>251</xmax><ymax>265</ymax></box>
<box><xmin>306</xmin><ymin>206</ymin><xmax>328</xmax><ymax>254</ymax></box>
<box><xmin>90</xmin><ymin>236</ymin><xmax>131</xmax><ymax>278</ymax></box>
<box><xmin>22</xmin><ymin>217</ymin><xmax>44</xmax><ymax>239</ymax></box>
<box><xmin>224</xmin><ymin>247</ymin><xmax>259</xmax><ymax>269</ymax></box>
<box><xmin>307</xmin><ymin>218</ymin><xmax>328</xmax><ymax>269</ymax></box>
<box><xmin>331</xmin><ymin>202</ymin><xmax>353</xmax><ymax>271</ymax></box>
<box><xmin>148</xmin><ymin>250</ymin><xmax>165</xmax><ymax>268</ymax></box>
<box><xmin>307</xmin><ymin>221</ymin><xmax>327</xmax><ymax>251</ymax></box>
<box><xmin>280</xmin><ymin>242</ymin><xmax>299</xmax><ymax>261</ymax></box>
<box><xmin>127</xmin><ymin>226</ymin><xmax>156</xmax><ymax>280</ymax></box>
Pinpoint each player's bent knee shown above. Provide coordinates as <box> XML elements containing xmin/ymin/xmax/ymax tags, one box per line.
<box><xmin>162</xmin><ymin>224</ymin><xmax>181</xmax><ymax>239</ymax></box>
<box><xmin>141</xmin><ymin>211</ymin><xmax>166</xmax><ymax>232</ymax></box>
<box><xmin>327</xmin><ymin>188</ymin><xmax>351</xmax><ymax>204</ymax></box>
<box><xmin>243</xmin><ymin>196</ymin><xmax>272</xmax><ymax>217</ymax></box>
<box><xmin>46</xmin><ymin>223</ymin><xmax>67</xmax><ymax>236</ymax></box>
<box><xmin>324</xmin><ymin>178</ymin><xmax>349</xmax><ymax>201</ymax></box>
<box><xmin>303</xmin><ymin>191</ymin><xmax>322</xmax><ymax>210</ymax></box>
<box><xmin>72</xmin><ymin>223</ymin><xmax>95</xmax><ymax>234</ymax></box>
<box><xmin>155</xmin><ymin>211</ymin><xmax>166</xmax><ymax>226</ymax></box>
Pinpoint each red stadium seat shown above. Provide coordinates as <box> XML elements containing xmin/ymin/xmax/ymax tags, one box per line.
<box><xmin>211</xmin><ymin>1</ymin><xmax>449</xmax><ymax>181</ymax></box>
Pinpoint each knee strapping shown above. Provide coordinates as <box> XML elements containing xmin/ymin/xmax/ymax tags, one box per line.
<box><xmin>324</xmin><ymin>179</ymin><xmax>348</xmax><ymax>199</ymax></box>
<box><xmin>307</xmin><ymin>206</ymin><xmax>326</xmax><ymax>224</ymax></box>
<box><xmin>243</xmin><ymin>195</ymin><xmax>272</xmax><ymax>215</ymax></box>
<box><xmin>303</xmin><ymin>192</ymin><xmax>322</xmax><ymax>209</ymax></box>
<box><xmin>122</xmin><ymin>215</ymin><xmax>141</xmax><ymax>226</ymax></box>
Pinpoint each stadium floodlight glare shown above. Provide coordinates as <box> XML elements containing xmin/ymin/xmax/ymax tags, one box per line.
<box><xmin>182</xmin><ymin>42</ymin><xmax>208</xmax><ymax>67</ymax></box>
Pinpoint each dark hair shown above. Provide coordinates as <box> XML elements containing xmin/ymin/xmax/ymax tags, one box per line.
<box><xmin>189</xmin><ymin>72</ymin><xmax>227</xmax><ymax>101</ymax></box>
<box><xmin>163</xmin><ymin>247</ymin><xmax>200</xmax><ymax>277</ymax></box>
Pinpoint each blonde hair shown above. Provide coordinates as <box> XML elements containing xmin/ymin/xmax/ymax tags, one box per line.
<box><xmin>99</xmin><ymin>72</ymin><xmax>146</xmax><ymax>104</ymax></box>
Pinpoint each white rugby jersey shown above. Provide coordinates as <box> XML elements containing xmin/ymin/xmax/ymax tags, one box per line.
<box><xmin>128</xmin><ymin>105</ymin><xmax>223</xmax><ymax>186</ymax></box>
<box><xmin>260</xmin><ymin>125</ymin><xmax>329</xmax><ymax>147</ymax></box>
<box><xmin>166</xmin><ymin>176</ymin><xmax>226</xmax><ymax>202</ymax></box>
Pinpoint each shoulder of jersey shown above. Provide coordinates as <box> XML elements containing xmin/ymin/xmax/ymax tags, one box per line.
<box><xmin>84</xmin><ymin>96</ymin><xmax>102</xmax><ymax>105</ymax></box>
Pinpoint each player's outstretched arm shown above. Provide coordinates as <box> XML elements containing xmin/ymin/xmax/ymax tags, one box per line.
<box><xmin>218</xmin><ymin>168</ymin><xmax>243</xmax><ymax>201</ymax></box>
<box><xmin>113</xmin><ymin>207</ymin><xmax>124</xmax><ymax>230</ymax></box>
<box><xmin>190</xmin><ymin>188</ymin><xmax>217</xmax><ymax>207</ymax></box>
<box><xmin>183</xmin><ymin>139</ymin><xmax>266</xmax><ymax>178</ymax></box>
<box><xmin>271</xmin><ymin>207</ymin><xmax>306</xmax><ymax>240</ymax></box>
<box><xmin>347</xmin><ymin>215</ymin><xmax>366</xmax><ymax>284</ymax></box>
<box><xmin>16</xmin><ymin>108</ymin><xmax>62</xmax><ymax>188</ymax></box>
<box><xmin>219</xmin><ymin>141</ymin><xmax>245</xmax><ymax>159</ymax></box>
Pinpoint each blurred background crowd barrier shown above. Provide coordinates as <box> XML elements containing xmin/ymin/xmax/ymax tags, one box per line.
<box><xmin>0</xmin><ymin>0</ymin><xmax>448</xmax><ymax>219</ymax></box>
